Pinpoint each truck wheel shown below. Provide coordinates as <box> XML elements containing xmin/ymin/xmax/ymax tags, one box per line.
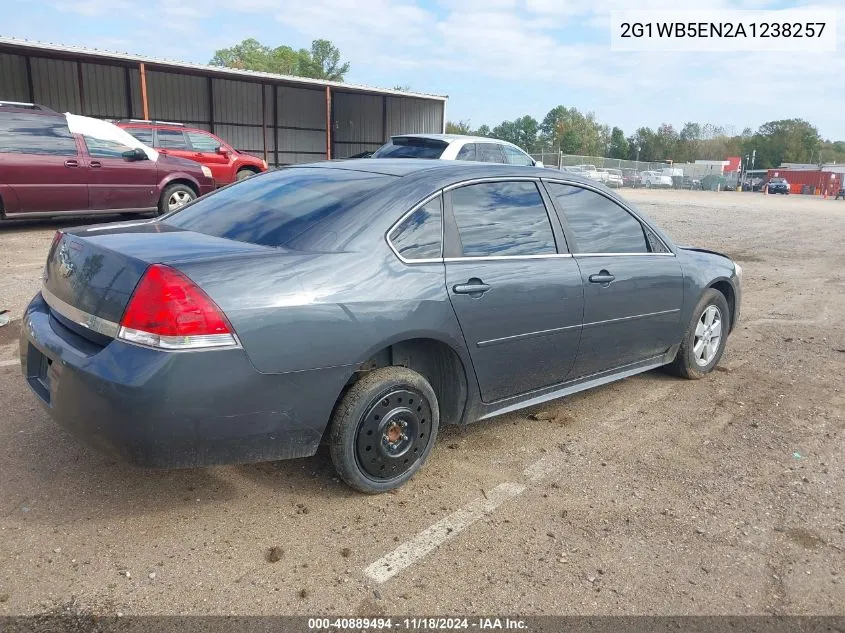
<box><xmin>158</xmin><ymin>184</ymin><xmax>196</xmax><ymax>215</ymax></box>
<box><xmin>236</xmin><ymin>169</ymin><xmax>255</xmax><ymax>181</ymax></box>
<box><xmin>329</xmin><ymin>366</ymin><xmax>440</xmax><ymax>494</ymax></box>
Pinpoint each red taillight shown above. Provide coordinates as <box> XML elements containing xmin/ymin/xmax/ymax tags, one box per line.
<box><xmin>50</xmin><ymin>230</ymin><xmax>64</xmax><ymax>253</ymax></box>
<box><xmin>118</xmin><ymin>264</ymin><xmax>238</xmax><ymax>350</ymax></box>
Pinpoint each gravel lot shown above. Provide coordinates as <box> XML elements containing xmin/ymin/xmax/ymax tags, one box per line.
<box><xmin>0</xmin><ymin>190</ymin><xmax>843</xmax><ymax>617</ymax></box>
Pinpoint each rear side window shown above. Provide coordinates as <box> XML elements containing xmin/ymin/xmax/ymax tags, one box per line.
<box><xmin>372</xmin><ymin>137</ymin><xmax>448</xmax><ymax>159</ymax></box>
<box><xmin>0</xmin><ymin>113</ymin><xmax>77</xmax><ymax>156</ymax></box>
<box><xmin>187</xmin><ymin>131</ymin><xmax>221</xmax><ymax>152</ymax></box>
<box><xmin>455</xmin><ymin>143</ymin><xmax>476</xmax><ymax>161</ymax></box>
<box><xmin>157</xmin><ymin>129</ymin><xmax>188</xmax><ymax>149</ymax></box>
<box><xmin>164</xmin><ymin>167</ymin><xmax>392</xmax><ymax>249</ymax></box>
<box><xmin>547</xmin><ymin>183</ymin><xmax>648</xmax><ymax>254</ymax></box>
<box><xmin>503</xmin><ymin>145</ymin><xmax>533</xmax><ymax>166</ymax></box>
<box><xmin>450</xmin><ymin>181</ymin><xmax>556</xmax><ymax>257</ymax></box>
<box><xmin>389</xmin><ymin>197</ymin><xmax>442</xmax><ymax>261</ymax></box>
<box><xmin>476</xmin><ymin>143</ymin><xmax>506</xmax><ymax>164</ymax></box>
<box><xmin>123</xmin><ymin>128</ymin><xmax>154</xmax><ymax>146</ymax></box>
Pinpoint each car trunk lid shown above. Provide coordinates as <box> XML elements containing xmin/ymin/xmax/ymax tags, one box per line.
<box><xmin>42</xmin><ymin>222</ymin><xmax>275</xmax><ymax>344</ymax></box>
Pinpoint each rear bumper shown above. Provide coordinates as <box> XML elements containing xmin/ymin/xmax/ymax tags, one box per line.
<box><xmin>19</xmin><ymin>293</ymin><xmax>350</xmax><ymax>468</ymax></box>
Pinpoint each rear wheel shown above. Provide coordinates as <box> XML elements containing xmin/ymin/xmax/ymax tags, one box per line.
<box><xmin>158</xmin><ymin>183</ymin><xmax>196</xmax><ymax>215</ymax></box>
<box><xmin>666</xmin><ymin>288</ymin><xmax>730</xmax><ymax>379</ymax></box>
<box><xmin>329</xmin><ymin>367</ymin><xmax>439</xmax><ymax>494</ymax></box>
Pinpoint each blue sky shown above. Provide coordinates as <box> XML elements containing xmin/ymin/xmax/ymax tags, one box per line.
<box><xmin>4</xmin><ymin>0</ymin><xmax>844</xmax><ymax>139</ymax></box>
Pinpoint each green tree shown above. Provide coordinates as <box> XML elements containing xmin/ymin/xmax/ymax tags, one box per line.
<box><xmin>608</xmin><ymin>126</ymin><xmax>628</xmax><ymax>159</ymax></box>
<box><xmin>474</xmin><ymin>124</ymin><xmax>491</xmax><ymax>137</ymax></box>
<box><xmin>210</xmin><ymin>38</ymin><xmax>349</xmax><ymax>81</ymax></box>
<box><xmin>305</xmin><ymin>39</ymin><xmax>350</xmax><ymax>81</ymax></box>
<box><xmin>491</xmin><ymin>115</ymin><xmax>539</xmax><ymax>151</ymax></box>
<box><xmin>446</xmin><ymin>120</ymin><xmax>473</xmax><ymax>135</ymax></box>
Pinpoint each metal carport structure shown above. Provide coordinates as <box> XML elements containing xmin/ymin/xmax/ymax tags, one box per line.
<box><xmin>0</xmin><ymin>37</ymin><xmax>447</xmax><ymax>166</ymax></box>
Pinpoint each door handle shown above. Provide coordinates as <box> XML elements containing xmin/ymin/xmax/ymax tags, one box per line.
<box><xmin>453</xmin><ymin>279</ymin><xmax>492</xmax><ymax>295</ymax></box>
<box><xmin>194</xmin><ymin>152</ymin><xmax>204</xmax><ymax>157</ymax></box>
<box><xmin>64</xmin><ymin>159</ymin><xmax>79</xmax><ymax>168</ymax></box>
<box><xmin>589</xmin><ymin>271</ymin><xmax>615</xmax><ymax>284</ymax></box>
<box><xmin>159</xmin><ymin>149</ymin><xmax>169</xmax><ymax>155</ymax></box>
<box><xmin>90</xmin><ymin>161</ymin><xmax>102</xmax><ymax>168</ymax></box>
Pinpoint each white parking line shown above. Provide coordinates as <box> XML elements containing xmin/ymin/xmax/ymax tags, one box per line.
<box><xmin>0</xmin><ymin>359</ymin><xmax>20</xmax><ymax>368</ymax></box>
<box><xmin>363</xmin><ymin>481</ymin><xmax>526</xmax><ymax>584</ymax></box>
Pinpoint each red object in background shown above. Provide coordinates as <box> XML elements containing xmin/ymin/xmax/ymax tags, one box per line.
<box><xmin>725</xmin><ymin>156</ymin><xmax>741</xmax><ymax>173</ymax></box>
<box><xmin>117</xmin><ymin>122</ymin><xmax>268</xmax><ymax>187</ymax></box>
<box><xmin>765</xmin><ymin>169</ymin><xmax>843</xmax><ymax>195</ymax></box>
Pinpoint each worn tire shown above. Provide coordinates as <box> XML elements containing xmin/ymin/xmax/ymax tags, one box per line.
<box><xmin>329</xmin><ymin>366</ymin><xmax>440</xmax><ymax>494</ymax></box>
<box><xmin>236</xmin><ymin>169</ymin><xmax>255</xmax><ymax>181</ymax></box>
<box><xmin>158</xmin><ymin>183</ymin><xmax>196</xmax><ymax>215</ymax></box>
<box><xmin>666</xmin><ymin>288</ymin><xmax>731</xmax><ymax>379</ymax></box>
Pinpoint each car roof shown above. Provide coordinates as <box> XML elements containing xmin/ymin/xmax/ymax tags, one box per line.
<box><xmin>390</xmin><ymin>133</ymin><xmax>525</xmax><ymax>149</ymax></box>
<box><xmin>294</xmin><ymin>157</ymin><xmax>598</xmax><ymax>183</ymax></box>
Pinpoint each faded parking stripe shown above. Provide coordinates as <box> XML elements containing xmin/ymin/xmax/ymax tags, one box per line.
<box><xmin>363</xmin><ymin>482</ymin><xmax>526</xmax><ymax>583</ymax></box>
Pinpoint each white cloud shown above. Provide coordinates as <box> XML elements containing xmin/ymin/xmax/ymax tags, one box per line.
<box><xmin>35</xmin><ymin>0</ymin><xmax>845</xmax><ymax>137</ymax></box>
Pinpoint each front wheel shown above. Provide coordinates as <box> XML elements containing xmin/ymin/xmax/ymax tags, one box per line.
<box><xmin>236</xmin><ymin>169</ymin><xmax>255</xmax><ymax>181</ymax></box>
<box><xmin>158</xmin><ymin>183</ymin><xmax>196</xmax><ymax>215</ymax></box>
<box><xmin>666</xmin><ymin>288</ymin><xmax>731</xmax><ymax>379</ymax></box>
<box><xmin>329</xmin><ymin>366</ymin><xmax>440</xmax><ymax>494</ymax></box>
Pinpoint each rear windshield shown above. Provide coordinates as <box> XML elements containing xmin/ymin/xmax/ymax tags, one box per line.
<box><xmin>372</xmin><ymin>137</ymin><xmax>448</xmax><ymax>159</ymax></box>
<box><xmin>163</xmin><ymin>167</ymin><xmax>393</xmax><ymax>248</ymax></box>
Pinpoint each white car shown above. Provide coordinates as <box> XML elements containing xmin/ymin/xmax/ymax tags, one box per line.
<box><xmin>597</xmin><ymin>168</ymin><xmax>623</xmax><ymax>188</ymax></box>
<box><xmin>571</xmin><ymin>164</ymin><xmax>601</xmax><ymax>181</ymax></box>
<box><xmin>371</xmin><ymin>134</ymin><xmax>542</xmax><ymax>167</ymax></box>
<box><xmin>639</xmin><ymin>170</ymin><xmax>673</xmax><ymax>188</ymax></box>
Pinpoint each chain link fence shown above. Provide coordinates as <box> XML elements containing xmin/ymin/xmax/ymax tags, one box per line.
<box><xmin>529</xmin><ymin>153</ymin><xmax>740</xmax><ymax>190</ymax></box>
<box><xmin>530</xmin><ymin>152</ymin><xmax>671</xmax><ymax>173</ymax></box>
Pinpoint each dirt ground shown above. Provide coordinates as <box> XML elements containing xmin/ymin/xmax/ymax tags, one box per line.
<box><xmin>0</xmin><ymin>190</ymin><xmax>843</xmax><ymax>617</ymax></box>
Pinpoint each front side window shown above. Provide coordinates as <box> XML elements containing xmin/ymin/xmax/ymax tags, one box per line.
<box><xmin>450</xmin><ymin>181</ymin><xmax>556</xmax><ymax>257</ymax></box>
<box><xmin>455</xmin><ymin>143</ymin><xmax>476</xmax><ymax>161</ymax></box>
<box><xmin>157</xmin><ymin>129</ymin><xmax>189</xmax><ymax>149</ymax></box>
<box><xmin>503</xmin><ymin>145</ymin><xmax>533</xmax><ymax>166</ymax></box>
<box><xmin>123</xmin><ymin>128</ymin><xmax>154</xmax><ymax>146</ymax></box>
<box><xmin>389</xmin><ymin>197</ymin><xmax>442</xmax><ymax>261</ymax></box>
<box><xmin>0</xmin><ymin>113</ymin><xmax>77</xmax><ymax>156</ymax></box>
<box><xmin>546</xmin><ymin>183</ymin><xmax>648</xmax><ymax>254</ymax></box>
<box><xmin>83</xmin><ymin>135</ymin><xmax>134</xmax><ymax>159</ymax></box>
<box><xmin>187</xmin><ymin>131</ymin><xmax>221</xmax><ymax>152</ymax></box>
<box><xmin>476</xmin><ymin>143</ymin><xmax>506</xmax><ymax>164</ymax></box>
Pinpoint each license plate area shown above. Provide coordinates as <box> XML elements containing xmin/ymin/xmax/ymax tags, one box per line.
<box><xmin>26</xmin><ymin>344</ymin><xmax>52</xmax><ymax>404</ymax></box>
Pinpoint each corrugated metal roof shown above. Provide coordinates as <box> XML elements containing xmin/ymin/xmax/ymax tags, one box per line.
<box><xmin>0</xmin><ymin>36</ymin><xmax>448</xmax><ymax>102</ymax></box>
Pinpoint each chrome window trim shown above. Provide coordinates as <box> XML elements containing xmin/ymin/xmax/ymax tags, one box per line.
<box><xmin>444</xmin><ymin>254</ymin><xmax>572</xmax><ymax>262</ymax></box>
<box><xmin>542</xmin><ymin>178</ymin><xmax>676</xmax><ymax>256</ymax></box>
<box><xmin>444</xmin><ymin>176</ymin><xmax>540</xmax><ymax>192</ymax></box>
<box><xmin>385</xmin><ymin>191</ymin><xmax>445</xmax><ymax>265</ymax></box>
<box><xmin>574</xmin><ymin>252</ymin><xmax>676</xmax><ymax>258</ymax></box>
<box><xmin>41</xmin><ymin>287</ymin><xmax>120</xmax><ymax>339</ymax></box>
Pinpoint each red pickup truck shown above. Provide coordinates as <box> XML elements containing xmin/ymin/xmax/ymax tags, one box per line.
<box><xmin>0</xmin><ymin>103</ymin><xmax>214</xmax><ymax>220</ymax></box>
<box><xmin>117</xmin><ymin>120</ymin><xmax>268</xmax><ymax>187</ymax></box>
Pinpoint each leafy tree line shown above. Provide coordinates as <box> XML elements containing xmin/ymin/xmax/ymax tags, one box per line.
<box><xmin>210</xmin><ymin>38</ymin><xmax>350</xmax><ymax>81</ymax></box>
<box><xmin>447</xmin><ymin>109</ymin><xmax>845</xmax><ymax>169</ymax></box>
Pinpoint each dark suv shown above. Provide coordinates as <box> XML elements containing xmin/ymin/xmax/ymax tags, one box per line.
<box><xmin>766</xmin><ymin>177</ymin><xmax>790</xmax><ymax>194</ymax></box>
<box><xmin>0</xmin><ymin>102</ymin><xmax>214</xmax><ymax>220</ymax></box>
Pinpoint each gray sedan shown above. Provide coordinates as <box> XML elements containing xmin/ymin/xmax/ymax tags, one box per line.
<box><xmin>20</xmin><ymin>159</ymin><xmax>741</xmax><ymax>493</ymax></box>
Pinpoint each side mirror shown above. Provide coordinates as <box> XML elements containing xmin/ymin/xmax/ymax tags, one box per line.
<box><xmin>122</xmin><ymin>148</ymin><xmax>148</xmax><ymax>161</ymax></box>
<box><xmin>534</xmin><ymin>160</ymin><xmax>544</xmax><ymax>168</ymax></box>
<box><xmin>216</xmin><ymin>146</ymin><xmax>230</xmax><ymax>155</ymax></box>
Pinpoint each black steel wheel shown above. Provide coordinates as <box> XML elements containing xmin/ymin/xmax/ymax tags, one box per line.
<box><xmin>329</xmin><ymin>367</ymin><xmax>439</xmax><ymax>494</ymax></box>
